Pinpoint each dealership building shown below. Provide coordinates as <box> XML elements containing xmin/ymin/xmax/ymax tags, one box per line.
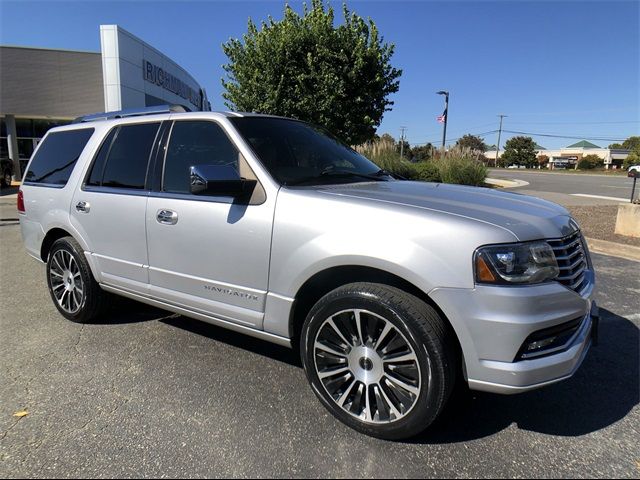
<box><xmin>0</xmin><ymin>25</ymin><xmax>210</xmax><ymax>180</ymax></box>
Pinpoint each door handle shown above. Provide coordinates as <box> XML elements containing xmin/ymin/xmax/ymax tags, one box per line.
<box><xmin>75</xmin><ymin>201</ymin><xmax>90</xmax><ymax>213</ymax></box>
<box><xmin>156</xmin><ymin>209</ymin><xmax>178</xmax><ymax>225</ymax></box>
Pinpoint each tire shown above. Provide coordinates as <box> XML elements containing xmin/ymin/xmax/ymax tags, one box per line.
<box><xmin>46</xmin><ymin>236</ymin><xmax>107</xmax><ymax>323</ymax></box>
<box><xmin>300</xmin><ymin>282</ymin><xmax>457</xmax><ymax>440</ymax></box>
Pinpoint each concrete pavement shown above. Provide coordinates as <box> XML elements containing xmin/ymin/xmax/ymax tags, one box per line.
<box><xmin>488</xmin><ymin>169</ymin><xmax>636</xmax><ymax>206</ymax></box>
<box><xmin>1</xmin><ymin>212</ymin><xmax>638</xmax><ymax>478</ymax></box>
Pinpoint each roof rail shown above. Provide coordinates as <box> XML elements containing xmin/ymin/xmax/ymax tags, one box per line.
<box><xmin>73</xmin><ymin>104</ymin><xmax>190</xmax><ymax>123</ymax></box>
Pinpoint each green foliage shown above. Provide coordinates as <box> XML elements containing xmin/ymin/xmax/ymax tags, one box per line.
<box><xmin>413</xmin><ymin>161</ymin><xmax>441</xmax><ymax>182</ymax></box>
<box><xmin>455</xmin><ymin>134</ymin><xmax>487</xmax><ymax>152</ymax></box>
<box><xmin>624</xmin><ymin>152</ymin><xmax>640</xmax><ymax>170</ymax></box>
<box><xmin>355</xmin><ymin>137</ymin><xmax>417</xmax><ymax>178</ymax></box>
<box><xmin>355</xmin><ymin>141</ymin><xmax>486</xmax><ymax>185</ymax></box>
<box><xmin>221</xmin><ymin>0</ymin><xmax>402</xmax><ymax>145</ymax></box>
<box><xmin>501</xmin><ymin>136</ymin><xmax>538</xmax><ymax>168</ymax></box>
<box><xmin>576</xmin><ymin>154</ymin><xmax>604</xmax><ymax>170</ymax></box>
<box><xmin>411</xmin><ymin>144</ymin><xmax>433</xmax><ymax>162</ymax></box>
<box><xmin>576</xmin><ymin>154</ymin><xmax>603</xmax><ymax>170</ymax></box>
<box><xmin>434</xmin><ymin>147</ymin><xmax>487</xmax><ymax>186</ymax></box>
<box><xmin>608</xmin><ymin>143</ymin><xmax>623</xmax><ymax>149</ymax></box>
<box><xmin>621</xmin><ymin>136</ymin><xmax>640</xmax><ymax>153</ymax></box>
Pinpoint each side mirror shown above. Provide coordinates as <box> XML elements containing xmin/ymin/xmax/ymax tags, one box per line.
<box><xmin>189</xmin><ymin>165</ymin><xmax>256</xmax><ymax>197</ymax></box>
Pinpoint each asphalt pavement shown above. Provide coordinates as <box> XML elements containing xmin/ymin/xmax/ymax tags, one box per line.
<box><xmin>488</xmin><ymin>169</ymin><xmax>636</xmax><ymax>206</ymax></box>
<box><xmin>1</xmin><ymin>205</ymin><xmax>639</xmax><ymax>478</ymax></box>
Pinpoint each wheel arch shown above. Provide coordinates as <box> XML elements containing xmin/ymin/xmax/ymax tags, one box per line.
<box><xmin>40</xmin><ymin>227</ymin><xmax>100</xmax><ymax>282</ymax></box>
<box><xmin>288</xmin><ymin>265</ymin><xmax>462</xmax><ymax>365</ymax></box>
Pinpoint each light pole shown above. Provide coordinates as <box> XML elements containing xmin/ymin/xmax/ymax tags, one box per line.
<box><xmin>437</xmin><ymin>91</ymin><xmax>449</xmax><ymax>150</ymax></box>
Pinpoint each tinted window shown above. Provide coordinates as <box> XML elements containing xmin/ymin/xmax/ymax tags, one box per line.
<box><xmin>24</xmin><ymin>128</ymin><xmax>94</xmax><ymax>186</ymax></box>
<box><xmin>100</xmin><ymin>123</ymin><xmax>160</xmax><ymax>189</ymax></box>
<box><xmin>230</xmin><ymin>118</ymin><xmax>379</xmax><ymax>185</ymax></box>
<box><xmin>163</xmin><ymin>121</ymin><xmax>239</xmax><ymax>194</ymax></box>
<box><xmin>86</xmin><ymin>128</ymin><xmax>117</xmax><ymax>187</ymax></box>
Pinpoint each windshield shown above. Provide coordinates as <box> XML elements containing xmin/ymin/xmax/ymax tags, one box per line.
<box><xmin>230</xmin><ymin>117</ymin><xmax>385</xmax><ymax>186</ymax></box>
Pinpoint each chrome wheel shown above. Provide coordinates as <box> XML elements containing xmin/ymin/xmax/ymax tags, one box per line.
<box><xmin>49</xmin><ymin>250</ymin><xmax>84</xmax><ymax>314</ymax></box>
<box><xmin>313</xmin><ymin>309</ymin><xmax>424</xmax><ymax>424</ymax></box>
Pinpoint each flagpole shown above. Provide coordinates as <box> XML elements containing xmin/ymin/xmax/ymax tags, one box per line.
<box><xmin>437</xmin><ymin>91</ymin><xmax>449</xmax><ymax>150</ymax></box>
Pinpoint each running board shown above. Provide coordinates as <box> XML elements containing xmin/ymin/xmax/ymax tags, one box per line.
<box><xmin>100</xmin><ymin>284</ymin><xmax>292</xmax><ymax>348</ymax></box>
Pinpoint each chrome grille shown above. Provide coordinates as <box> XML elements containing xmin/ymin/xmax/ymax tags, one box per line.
<box><xmin>547</xmin><ymin>231</ymin><xmax>588</xmax><ymax>292</ymax></box>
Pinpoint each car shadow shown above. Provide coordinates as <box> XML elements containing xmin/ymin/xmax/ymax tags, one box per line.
<box><xmin>99</xmin><ymin>302</ymin><xmax>638</xmax><ymax>440</ymax></box>
<box><xmin>413</xmin><ymin>307</ymin><xmax>639</xmax><ymax>443</ymax></box>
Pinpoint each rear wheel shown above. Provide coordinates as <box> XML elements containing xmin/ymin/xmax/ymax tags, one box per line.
<box><xmin>46</xmin><ymin>236</ymin><xmax>107</xmax><ymax>323</ymax></box>
<box><xmin>300</xmin><ymin>282</ymin><xmax>457</xmax><ymax>440</ymax></box>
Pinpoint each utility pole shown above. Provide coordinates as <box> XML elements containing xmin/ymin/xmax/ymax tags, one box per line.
<box><xmin>400</xmin><ymin>126</ymin><xmax>407</xmax><ymax>159</ymax></box>
<box><xmin>495</xmin><ymin>114</ymin><xmax>507</xmax><ymax>167</ymax></box>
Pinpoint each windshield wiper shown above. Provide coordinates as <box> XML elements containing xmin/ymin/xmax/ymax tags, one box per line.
<box><xmin>286</xmin><ymin>170</ymin><xmax>388</xmax><ymax>186</ymax></box>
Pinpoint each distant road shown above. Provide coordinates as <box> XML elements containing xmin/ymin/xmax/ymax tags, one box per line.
<box><xmin>488</xmin><ymin>169</ymin><xmax>636</xmax><ymax>206</ymax></box>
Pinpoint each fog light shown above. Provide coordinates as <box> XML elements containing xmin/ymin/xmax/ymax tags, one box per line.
<box><xmin>526</xmin><ymin>337</ymin><xmax>557</xmax><ymax>351</ymax></box>
<box><xmin>516</xmin><ymin>316</ymin><xmax>584</xmax><ymax>361</ymax></box>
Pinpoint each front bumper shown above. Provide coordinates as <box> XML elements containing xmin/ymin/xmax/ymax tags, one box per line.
<box><xmin>430</xmin><ymin>270</ymin><xmax>596</xmax><ymax>394</ymax></box>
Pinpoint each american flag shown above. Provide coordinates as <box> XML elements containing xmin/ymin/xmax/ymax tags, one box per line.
<box><xmin>436</xmin><ymin>114</ymin><xmax>446</xmax><ymax>123</ymax></box>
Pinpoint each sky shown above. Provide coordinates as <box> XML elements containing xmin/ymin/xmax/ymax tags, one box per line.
<box><xmin>1</xmin><ymin>0</ymin><xmax>638</xmax><ymax>149</ymax></box>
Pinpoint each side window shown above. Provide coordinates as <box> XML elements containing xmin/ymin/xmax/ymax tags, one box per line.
<box><xmin>87</xmin><ymin>122</ymin><xmax>160</xmax><ymax>189</ymax></box>
<box><xmin>24</xmin><ymin>128</ymin><xmax>94</xmax><ymax>186</ymax></box>
<box><xmin>163</xmin><ymin>121</ymin><xmax>239</xmax><ymax>194</ymax></box>
<box><xmin>86</xmin><ymin>128</ymin><xmax>117</xmax><ymax>187</ymax></box>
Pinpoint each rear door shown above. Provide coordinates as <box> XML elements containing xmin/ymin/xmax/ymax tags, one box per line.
<box><xmin>70</xmin><ymin>121</ymin><xmax>163</xmax><ymax>293</ymax></box>
<box><xmin>145</xmin><ymin>119</ymin><xmax>273</xmax><ymax>328</ymax></box>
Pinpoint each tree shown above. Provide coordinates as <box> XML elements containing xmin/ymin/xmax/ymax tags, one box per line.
<box><xmin>379</xmin><ymin>133</ymin><xmax>396</xmax><ymax>144</ymax></box>
<box><xmin>621</xmin><ymin>136</ymin><xmax>640</xmax><ymax>153</ymax></box>
<box><xmin>625</xmin><ymin>152</ymin><xmax>639</xmax><ymax>170</ymax></box>
<box><xmin>221</xmin><ymin>0</ymin><xmax>402</xmax><ymax>145</ymax></box>
<box><xmin>537</xmin><ymin>154</ymin><xmax>549</xmax><ymax>169</ymax></box>
<box><xmin>456</xmin><ymin>134</ymin><xmax>487</xmax><ymax>152</ymax></box>
<box><xmin>501</xmin><ymin>136</ymin><xmax>537</xmax><ymax>168</ymax></box>
<box><xmin>412</xmin><ymin>144</ymin><xmax>433</xmax><ymax>162</ymax></box>
<box><xmin>577</xmin><ymin>154</ymin><xmax>604</xmax><ymax>170</ymax></box>
<box><xmin>397</xmin><ymin>139</ymin><xmax>412</xmax><ymax>159</ymax></box>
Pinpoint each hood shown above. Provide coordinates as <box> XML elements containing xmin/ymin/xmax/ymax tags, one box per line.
<box><xmin>315</xmin><ymin>181</ymin><xmax>578</xmax><ymax>241</ymax></box>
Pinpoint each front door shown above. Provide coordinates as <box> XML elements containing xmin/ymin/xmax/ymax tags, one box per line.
<box><xmin>145</xmin><ymin>119</ymin><xmax>274</xmax><ymax>328</ymax></box>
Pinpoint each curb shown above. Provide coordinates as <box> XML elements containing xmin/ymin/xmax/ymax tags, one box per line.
<box><xmin>485</xmin><ymin>177</ymin><xmax>530</xmax><ymax>188</ymax></box>
<box><xmin>585</xmin><ymin>237</ymin><xmax>640</xmax><ymax>263</ymax></box>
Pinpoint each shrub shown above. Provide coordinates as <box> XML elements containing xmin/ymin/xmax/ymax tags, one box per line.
<box><xmin>355</xmin><ymin>138</ymin><xmax>418</xmax><ymax>179</ymax></box>
<box><xmin>433</xmin><ymin>146</ymin><xmax>488</xmax><ymax>186</ymax></box>
<box><xmin>577</xmin><ymin>154</ymin><xmax>604</xmax><ymax>170</ymax></box>
<box><xmin>413</xmin><ymin>161</ymin><xmax>441</xmax><ymax>182</ymax></box>
<box><xmin>355</xmin><ymin>141</ymin><xmax>486</xmax><ymax>185</ymax></box>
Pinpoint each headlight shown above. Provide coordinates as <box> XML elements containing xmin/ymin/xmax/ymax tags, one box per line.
<box><xmin>475</xmin><ymin>241</ymin><xmax>559</xmax><ymax>285</ymax></box>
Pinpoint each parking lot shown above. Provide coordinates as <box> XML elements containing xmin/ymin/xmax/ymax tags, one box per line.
<box><xmin>0</xmin><ymin>199</ymin><xmax>639</xmax><ymax>478</ymax></box>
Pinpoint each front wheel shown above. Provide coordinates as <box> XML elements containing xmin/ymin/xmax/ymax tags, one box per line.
<box><xmin>46</xmin><ymin>236</ymin><xmax>107</xmax><ymax>323</ymax></box>
<box><xmin>300</xmin><ymin>282</ymin><xmax>457</xmax><ymax>440</ymax></box>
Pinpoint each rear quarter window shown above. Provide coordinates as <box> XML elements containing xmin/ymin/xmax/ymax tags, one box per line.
<box><xmin>24</xmin><ymin>128</ymin><xmax>94</xmax><ymax>187</ymax></box>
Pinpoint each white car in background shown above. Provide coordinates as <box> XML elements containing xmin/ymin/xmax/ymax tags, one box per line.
<box><xmin>628</xmin><ymin>165</ymin><xmax>640</xmax><ymax>174</ymax></box>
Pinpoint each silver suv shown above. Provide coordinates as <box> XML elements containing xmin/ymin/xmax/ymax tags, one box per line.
<box><xmin>18</xmin><ymin>106</ymin><xmax>598</xmax><ymax>440</ymax></box>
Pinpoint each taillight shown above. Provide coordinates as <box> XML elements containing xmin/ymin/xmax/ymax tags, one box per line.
<box><xmin>17</xmin><ymin>189</ymin><xmax>25</xmax><ymax>213</ymax></box>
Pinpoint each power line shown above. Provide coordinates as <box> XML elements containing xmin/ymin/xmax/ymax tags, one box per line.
<box><xmin>502</xmin><ymin>130</ymin><xmax>627</xmax><ymax>142</ymax></box>
<box><xmin>508</xmin><ymin>120</ymin><xmax>640</xmax><ymax>125</ymax></box>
